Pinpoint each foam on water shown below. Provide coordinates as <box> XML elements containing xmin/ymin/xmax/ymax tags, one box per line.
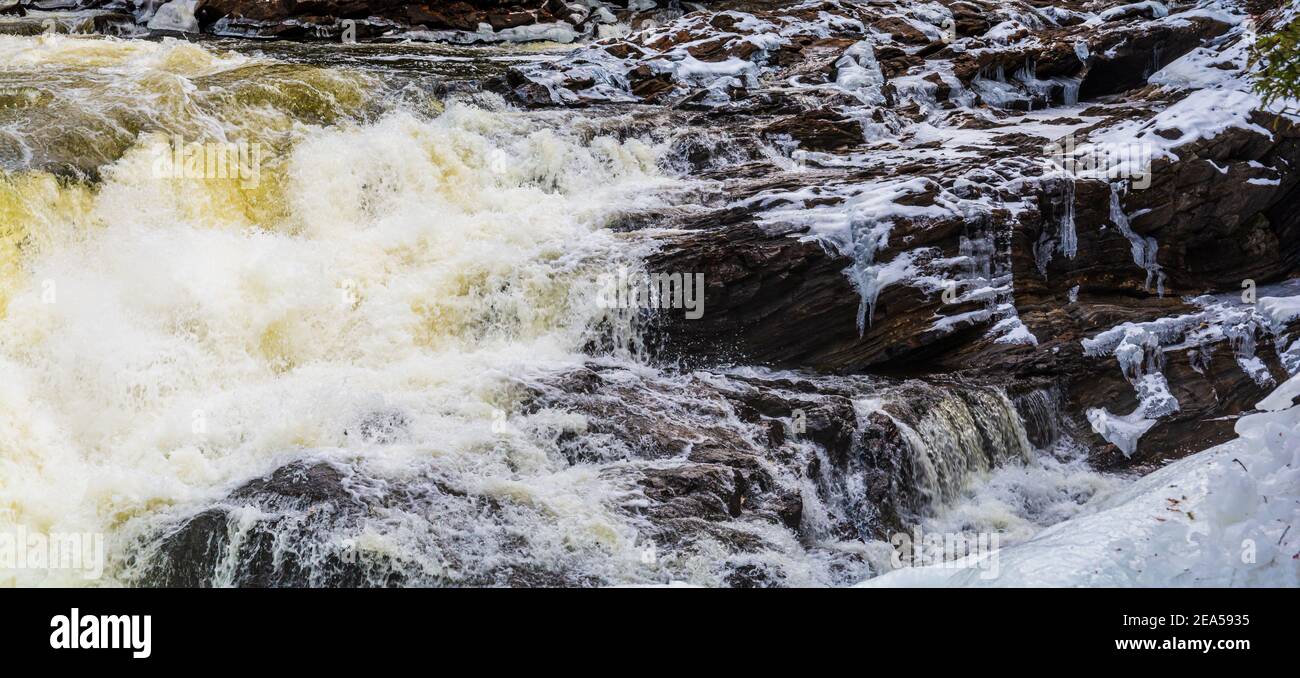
<box><xmin>0</xmin><ymin>36</ymin><xmax>683</xmax><ymax>585</ymax></box>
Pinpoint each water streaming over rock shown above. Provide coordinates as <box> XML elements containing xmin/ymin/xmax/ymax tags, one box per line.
<box><xmin>0</xmin><ymin>30</ymin><xmax>1114</xmax><ymax>587</ymax></box>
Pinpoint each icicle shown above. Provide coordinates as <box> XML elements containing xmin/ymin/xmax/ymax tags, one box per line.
<box><xmin>1108</xmin><ymin>183</ymin><xmax>1165</xmax><ymax>295</ymax></box>
<box><xmin>1058</xmin><ymin>178</ymin><xmax>1077</xmax><ymax>259</ymax></box>
<box><xmin>845</xmin><ymin>217</ymin><xmax>895</xmax><ymax>334</ymax></box>
<box><xmin>1073</xmin><ymin>40</ymin><xmax>1089</xmax><ymax>64</ymax></box>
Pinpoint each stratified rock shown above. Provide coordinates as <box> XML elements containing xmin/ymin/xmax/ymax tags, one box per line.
<box><xmin>763</xmin><ymin>109</ymin><xmax>866</xmax><ymax>151</ymax></box>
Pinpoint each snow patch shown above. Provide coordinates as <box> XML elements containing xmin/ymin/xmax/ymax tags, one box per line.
<box><xmin>861</xmin><ymin>375</ymin><xmax>1300</xmax><ymax>587</ymax></box>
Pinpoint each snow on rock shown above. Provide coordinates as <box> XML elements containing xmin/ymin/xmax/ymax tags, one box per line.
<box><xmin>147</xmin><ymin>0</ymin><xmax>199</xmax><ymax>33</ymax></box>
<box><xmin>990</xmin><ymin>316</ymin><xmax>1039</xmax><ymax>346</ymax></box>
<box><xmin>560</xmin><ymin>0</ymin><xmax>1298</xmax><ymax>462</ymax></box>
<box><xmin>1081</xmin><ymin>285</ymin><xmax>1300</xmax><ymax>455</ymax></box>
<box><xmin>860</xmin><ymin>374</ymin><xmax>1300</xmax><ymax>587</ymax></box>
<box><xmin>1260</xmin><ymin>295</ymin><xmax>1300</xmax><ymax>330</ymax></box>
<box><xmin>1096</xmin><ymin>1</ymin><xmax>1170</xmax><ymax>23</ymax></box>
<box><xmin>409</xmin><ymin>22</ymin><xmax>582</xmax><ymax>45</ymax></box>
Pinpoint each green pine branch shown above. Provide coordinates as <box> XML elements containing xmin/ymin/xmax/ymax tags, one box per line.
<box><xmin>1250</xmin><ymin>17</ymin><xmax>1300</xmax><ymax>117</ymax></box>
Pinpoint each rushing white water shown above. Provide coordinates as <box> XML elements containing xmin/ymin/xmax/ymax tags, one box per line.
<box><xmin>859</xmin><ymin>385</ymin><xmax>1119</xmax><ymax>572</ymax></box>
<box><xmin>0</xmin><ymin>34</ymin><xmax>683</xmax><ymax>585</ymax></box>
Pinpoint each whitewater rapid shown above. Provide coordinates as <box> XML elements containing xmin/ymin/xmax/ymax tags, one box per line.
<box><xmin>0</xmin><ymin>33</ymin><xmax>685</xmax><ymax>585</ymax></box>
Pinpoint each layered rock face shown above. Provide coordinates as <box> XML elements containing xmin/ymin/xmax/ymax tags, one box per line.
<box><xmin>496</xmin><ymin>0</ymin><xmax>1300</xmax><ymax>467</ymax></box>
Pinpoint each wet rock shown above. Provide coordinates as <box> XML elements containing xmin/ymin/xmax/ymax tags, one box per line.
<box><xmin>131</xmin><ymin>461</ymin><xmax>598</xmax><ymax>587</ymax></box>
<box><xmin>134</xmin><ymin>355</ymin><xmax>1048</xmax><ymax>588</ymax></box>
<box><xmin>521</xmin><ymin>363</ymin><xmax>1035</xmax><ymax>554</ymax></box>
<box><xmin>645</xmin><ymin>220</ymin><xmax>869</xmax><ymax>370</ymax></box>
<box><xmin>133</xmin><ymin>462</ymin><xmax>391</xmax><ymax>587</ymax></box>
<box><xmin>487</xmin><ymin>10</ymin><xmax>538</xmax><ymax>31</ymax></box>
<box><xmin>763</xmin><ymin>109</ymin><xmax>865</xmax><ymax>152</ymax></box>
<box><xmin>406</xmin><ymin>2</ymin><xmax>486</xmax><ymax>32</ymax></box>
<box><xmin>722</xmin><ymin>561</ymin><xmax>786</xmax><ymax>587</ymax></box>
<box><xmin>195</xmin><ymin>0</ymin><xmax>300</xmax><ymax>24</ymax></box>
<box><xmin>643</xmin><ymin>90</ymin><xmax>1300</xmax><ymax>465</ymax></box>
<box><xmin>1078</xmin><ymin>17</ymin><xmax>1232</xmax><ymax>99</ymax></box>
<box><xmin>640</xmin><ymin>464</ymin><xmax>743</xmax><ymax>522</ymax></box>
<box><xmin>1124</xmin><ymin>118</ymin><xmax>1300</xmax><ymax>290</ymax></box>
<box><xmin>184</xmin><ymin>0</ymin><xmax>664</xmax><ymax>39</ymax></box>
<box><xmin>871</xmin><ymin>16</ymin><xmax>930</xmax><ymax>45</ymax></box>
<box><xmin>644</xmin><ymin>210</ymin><xmax>988</xmax><ymax>373</ymax></box>
<box><xmin>948</xmin><ymin>1</ymin><xmax>989</xmax><ymax>37</ymax></box>
<box><xmin>346</xmin><ymin>409</ymin><xmax>410</xmax><ymax>444</ymax></box>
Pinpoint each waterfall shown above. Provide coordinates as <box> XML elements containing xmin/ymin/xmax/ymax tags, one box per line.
<box><xmin>1011</xmin><ymin>387</ymin><xmax>1067</xmax><ymax>450</ymax></box>
<box><xmin>871</xmin><ymin>384</ymin><xmax>1034</xmax><ymax>512</ymax></box>
<box><xmin>0</xmin><ymin>36</ymin><xmax>677</xmax><ymax>586</ymax></box>
<box><xmin>0</xmin><ymin>34</ymin><xmax>1062</xmax><ymax>587</ymax></box>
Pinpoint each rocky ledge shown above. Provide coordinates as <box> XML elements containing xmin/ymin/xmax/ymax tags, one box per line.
<box><xmin>19</xmin><ymin>0</ymin><xmax>698</xmax><ymax>41</ymax></box>
<box><xmin>491</xmin><ymin>0</ymin><xmax>1300</xmax><ymax>467</ymax></box>
<box><xmin>133</xmin><ymin>367</ymin><xmax>1051</xmax><ymax>586</ymax></box>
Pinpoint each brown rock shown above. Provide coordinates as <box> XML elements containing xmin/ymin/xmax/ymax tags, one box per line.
<box><xmin>762</xmin><ymin>109</ymin><xmax>865</xmax><ymax>152</ymax></box>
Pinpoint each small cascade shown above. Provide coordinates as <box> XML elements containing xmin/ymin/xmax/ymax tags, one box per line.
<box><xmin>876</xmin><ymin>384</ymin><xmax>1034</xmax><ymax>512</ymax></box>
<box><xmin>1014</xmin><ymin>59</ymin><xmax>1042</xmax><ymax>111</ymax></box>
<box><xmin>1012</xmin><ymin>387</ymin><xmax>1068</xmax><ymax>451</ymax></box>
<box><xmin>788</xmin><ymin>379</ymin><xmax>1056</xmax><ymax>548</ymax></box>
<box><xmin>1059</xmin><ymin>78</ymin><xmax>1081</xmax><ymax>106</ymax></box>
<box><xmin>1012</xmin><ymin>58</ymin><xmax>1081</xmax><ymax>108</ymax></box>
